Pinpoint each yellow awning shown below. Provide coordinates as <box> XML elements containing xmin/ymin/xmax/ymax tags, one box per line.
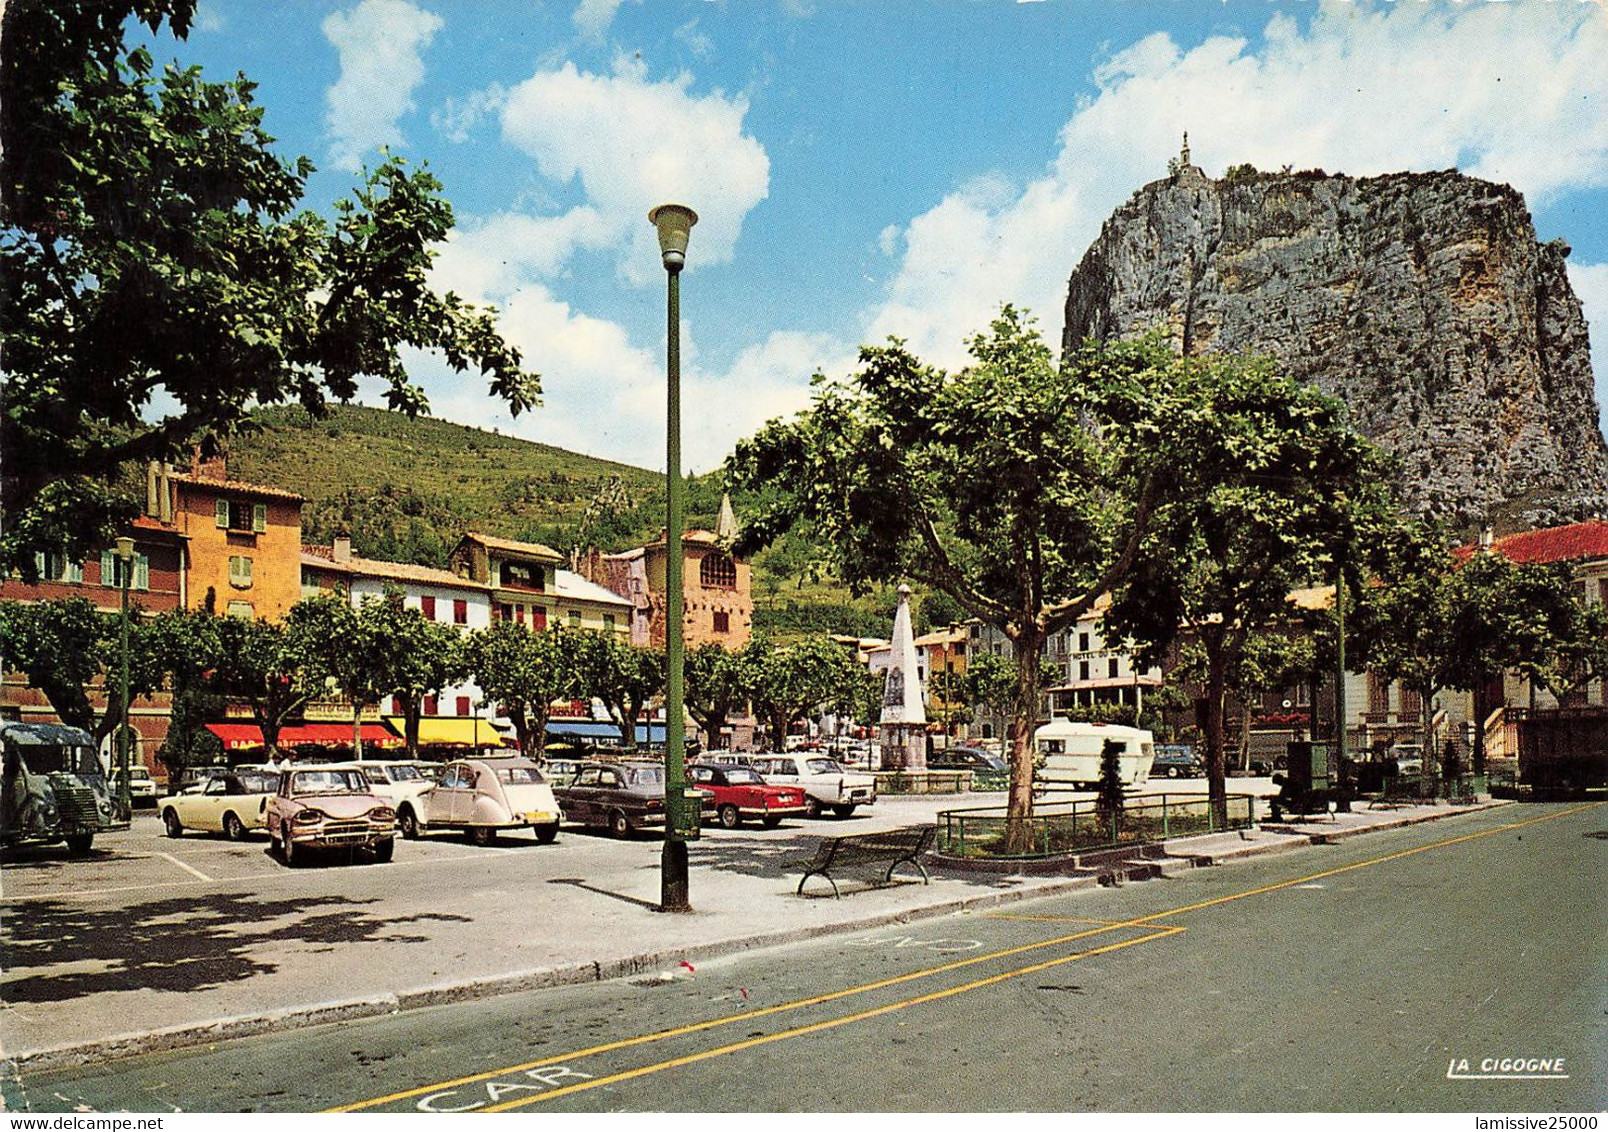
<box><xmin>382</xmin><ymin>717</ymin><xmax>512</xmax><ymax>748</ymax></box>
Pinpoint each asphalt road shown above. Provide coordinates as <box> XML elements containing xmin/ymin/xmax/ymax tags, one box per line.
<box><xmin>8</xmin><ymin>800</ymin><xmax>1604</xmax><ymax>1113</ymax></box>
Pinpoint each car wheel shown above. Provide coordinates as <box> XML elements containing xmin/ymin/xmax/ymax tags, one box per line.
<box><xmin>831</xmin><ymin>804</ymin><xmax>857</xmax><ymax>818</ymax></box>
<box><xmin>608</xmin><ymin>810</ymin><xmax>632</xmax><ymax>838</ymax></box>
<box><xmin>397</xmin><ymin>807</ymin><xmax>420</xmax><ymax>840</ymax></box>
<box><xmin>535</xmin><ymin>823</ymin><xmax>559</xmax><ymax>845</ymax></box>
<box><xmin>717</xmin><ymin>804</ymin><xmax>741</xmax><ymax>830</ymax></box>
<box><xmin>471</xmin><ymin>826</ymin><xmax>496</xmax><ymax>848</ymax></box>
<box><xmin>804</xmin><ymin>797</ymin><xmax>823</xmax><ymax>819</ymax></box>
<box><xmin>65</xmin><ymin>833</ymin><xmax>94</xmax><ymax>856</ymax></box>
<box><xmin>370</xmin><ymin>838</ymin><xmax>394</xmax><ymax>864</ymax></box>
<box><xmin>163</xmin><ymin>808</ymin><xmax>184</xmax><ymax>838</ymax></box>
<box><xmin>1166</xmin><ymin>766</ymin><xmax>1180</xmax><ymax>779</ymax></box>
<box><xmin>761</xmin><ymin>815</ymin><xmax>782</xmax><ymax>829</ymax></box>
<box><xmin>282</xmin><ymin>834</ymin><xmax>300</xmax><ymax>868</ymax></box>
<box><xmin>223</xmin><ymin>812</ymin><xmax>246</xmax><ymax>841</ymax></box>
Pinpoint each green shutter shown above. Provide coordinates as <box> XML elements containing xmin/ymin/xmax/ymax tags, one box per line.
<box><xmin>68</xmin><ymin>560</ymin><xmax>83</xmax><ymax>583</ymax></box>
<box><xmin>34</xmin><ymin>552</ymin><xmax>45</xmax><ymax>578</ymax></box>
<box><xmin>215</xmin><ymin>499</ymin><xmax>229</xmax><ymax>528</ymax></box>
<box><xmin>135</xmin><ymin>555</ymin><xmax>150</xmax><ymax>591</ymax></box>
<box><xmin>252</xmin><ymin>503</ymin><xmax>267</xmax><ymax>533</ymax></box>
<box><xmin>101</xmin><ymin>550</ymin><xmax>116</xmax><ymax>587</ymax></box>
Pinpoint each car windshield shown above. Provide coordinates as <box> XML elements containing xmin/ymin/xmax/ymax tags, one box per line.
<box><xmin>238</xmin><ymin>772</ymin><xmax>279</xmax><ymax>793</ymax></box>
<box><xmin>16</xmin><ymin>743</ymin><xmax>100</xmax><ymax>777</ymax></box>
<box><xmin>722</xmin><ymin>767</ymin><xmax>765</xmax><ymax>785</ymax></box>
<box><xmin>290</xmin><ymin>769</ymin><xmax>369</xmax><ymax>794</ymax></box>
<box><xmin>129</xmin><ymin>767</ymin><xmax>151</xmax><ymax>780</ymax></box>
<box><xmin>496</xmin><ymin>765</ymin><xmax>545</xmax><ymax>785</ymax></box>
<box><xmin>385</xmin><ymin>764</ymin><xmax>425</xmax><ymax>782</ymax></box>
<box><xmin>626</xmin><ymin>766</ymin><xmax>665</xmax><ymax>787</ymax></box>
<box><xmin>805</xmin><ymin>759</ymin><xmax>844</xmax><ymax>774</ymax></box>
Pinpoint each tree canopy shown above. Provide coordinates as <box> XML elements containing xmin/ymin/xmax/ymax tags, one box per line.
<box><xmin>0</xmin><ymin>0</ymin><xmax>540</xmax><ymax>574</ymax></box>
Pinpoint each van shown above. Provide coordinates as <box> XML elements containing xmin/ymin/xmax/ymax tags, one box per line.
<box><xmin>1033</xmin><ymin>720</ymin><xmax>1155</xmax><ymax>792</ymax></box>
<box><xmin>2</xmin><ymin>721</ymin><xmax>130</xmax><ymax>855</ymax></box>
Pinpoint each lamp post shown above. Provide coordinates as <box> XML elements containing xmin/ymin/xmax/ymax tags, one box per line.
<box><xmin>114</xmin><ymin>536</ymin><xmax>135</xmax><ymax>821</ymax></box>
<box><xmin>650</xmin><ymin>202</ymin><xmax>697</xmax><ymax>913</ymax></box>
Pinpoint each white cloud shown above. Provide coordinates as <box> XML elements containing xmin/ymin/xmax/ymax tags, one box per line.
<box><xmin>193</xmin><ymin>4</ymin><xmax>225</xmax><ymax>33</ymax></box>
<box><xmin>431</xmin><ymin>83</ymin><xmax>507</xmax><ymax>144</ymax></box>
<box><xmin>323</xmin><ymin>0</ymin><xmax>444</xmax><ymax>173</ymax></box>
<box><xmin>674</xmin><ymin>19</ymin><xmax>714</xmax><ymax>59</ymax></box>
<box><xmin>573</xmin><ymin>0</ymin><xmax>636</xmax><ymax>44</ymax></box>
<box><xmin>498</xmin><ymin>56</ymin><xmax>770</xmax><ymax>286</ymax></box>
<box><xmin>1568</xmin><ymin>261</ymin><xmax>1608</xmax><ymax>430</ymax></box>
<box><xmin>868</xmin><ymin>0</ymin><xmax>1608</xmax><ymax>368</ymax></box>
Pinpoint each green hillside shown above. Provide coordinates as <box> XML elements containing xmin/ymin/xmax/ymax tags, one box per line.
<box><xmin>229</xmin><ymin>403</ymin><xmax>927</xmax><ymax>639</ymax></box>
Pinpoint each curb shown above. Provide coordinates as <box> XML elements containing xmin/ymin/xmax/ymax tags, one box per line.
<box><xmin>7</xmin><ymin>799</ymin><xmax>1516</xmax><ymax>1072</ymax></box>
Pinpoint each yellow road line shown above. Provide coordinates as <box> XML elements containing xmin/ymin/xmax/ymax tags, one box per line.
<box><xmin>484</xmin><ymin>926</ymin><xmax>1188</xmax><ymax>1113</ymax></box>
<box><xmin>334</xmin><ymin>799</ymin><xmax>1603</xmax><ymax>1113</ymax></box>
<box><xmin>326</xmin><ymin>917</ymin><xmax>1155</xmax><ymax>1112</ymax></box>
<box><xmin>977</xmin><ymin>914</ymin><xmax>1136</xmax><ymax>925</ymax></box>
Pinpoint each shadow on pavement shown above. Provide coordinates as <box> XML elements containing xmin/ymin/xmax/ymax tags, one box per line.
<box><xmin>0</xmin><ymin>893</ymin><xmax>471</xmax><ymax>1003</ymax></box>
<box><xmin>547</xmin><ymin>877</ymin><xmax>660</xmax><ymax>911</ymax></box>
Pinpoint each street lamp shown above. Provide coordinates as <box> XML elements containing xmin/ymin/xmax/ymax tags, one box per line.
<box><xmin>114</xmin><ymin>535</ymin><xmax>135</xmax><ymax>821</ymax></box>
<box><xmin>650</xmin><ymin>202</ymin><xmax>697</xmax><ymax>913</ymax></box>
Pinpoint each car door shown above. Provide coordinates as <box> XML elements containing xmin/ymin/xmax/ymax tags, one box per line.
<box><xmin>563</xmin><ymin>767</ymin><xmax>601</xmax><ymax>825</ymax></box>
<box><xmin>430</xmin><ymin>763</ymin><xmax>467</xmax><ymax>825</ymax></box>
<box><xmin>193</xmin><ymin>774</ymin><xmax>229</xmax><ymax>832</ymax></box>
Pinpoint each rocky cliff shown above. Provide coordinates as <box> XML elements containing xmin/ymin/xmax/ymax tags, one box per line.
<box><xmin>1062</xmin><ymin>162</ymin><xmax>1608</xmax><ymax>524</ymax></box>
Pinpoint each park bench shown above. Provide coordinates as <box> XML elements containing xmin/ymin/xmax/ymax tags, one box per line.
<box><xmin>796</xmin><ymin>826</ymin><xmax>935</xmax><ymax>898</ymax></box>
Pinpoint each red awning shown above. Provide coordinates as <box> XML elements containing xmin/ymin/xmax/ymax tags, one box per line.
<box><xmin>204</xmin><ymin>722</ymin><xmax>404</xmax><ymax>751</ymax></box>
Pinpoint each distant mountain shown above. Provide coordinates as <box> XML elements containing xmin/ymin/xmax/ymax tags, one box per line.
<box><xmin>228</xmin><ymin>404</ymin><xmax>700</xmax><ymax>567</ymax></box>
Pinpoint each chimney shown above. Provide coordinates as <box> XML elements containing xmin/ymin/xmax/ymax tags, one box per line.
<box><xmin>145</xmin><ymin>461</ymin><xmax>160</xmax><ymax>517</ymax></box>
<box><xmin>158</xmin><ymin>462</ymin><xmax>172</xmax><ymax>523</ymax></box>
<box><xmin>333</xmin><ymin>536</ymin><xmax>352</xmax><ymax>564</ymax></box>
<box><xmin>1479</xmin><ymin>527</ymin><xmax>1495</xmax><ymax>552</ymax></box>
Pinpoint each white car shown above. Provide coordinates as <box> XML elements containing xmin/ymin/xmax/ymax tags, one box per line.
<box><xmin>319</xmin><ymin>760</ymin><xmax>435</xmax><ymax>812</ymax></box>
<box><xmin>397</xmin><ymin>756</ymin><xmax>561</xmax><ymax>846</ymax></box>
<box><xmin>127</xmin><ymin>765</ymin><xmax>160</xmax><ymax>808</ymax></box>
<box><xmin>161</xmin><ymin>768</ymin><xmax>281</xmax><ymax>840</ymax></box>
<box><xmin>747</xmin><ymin>754</ymin><xmax>876</xmax><ymax>818</ymax></box>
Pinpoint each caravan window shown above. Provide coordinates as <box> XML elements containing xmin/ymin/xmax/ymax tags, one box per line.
<box><xmin>13</xmin><ymin>741</ymin><xmax>100</xmax><ymax>777</ymax></box>
<box><xmin>1042</xmin><ymin>739</ymin><xmax>1065</xmax><ymax>755</ymax></box>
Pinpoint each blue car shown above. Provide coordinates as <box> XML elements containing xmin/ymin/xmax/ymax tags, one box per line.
<box><xmin>1151</xmin><ymin>745</ymin><xmax>1204</xmax><ymax>778</ymax></box>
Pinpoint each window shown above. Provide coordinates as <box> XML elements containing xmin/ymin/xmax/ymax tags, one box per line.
<box><xmin>603</xmin><ymin>613</ymin><xmax>616</xmax><ymax>633</ymax></box>
<box><xmin>226</xmin><ymin>600</ymin><xmax>254</xmax><ymax>619</ymax></box>
<box><xmin>456</xmin><ymin>695</ymin><xmax>471</xmax><ymax>716</ymax></box>
<box><xmin>1108</xmin><ymin>658</ymin><xmax>1120</xmax><ymax>679</ymax></box>
<box><xmin>33</xmin><ymin>552</ymin><xmax>83</xmax><ymax>583</ymax></box>
<box><xmin>713</xmin><ymin>611</ymin><xmax>730</xmax><ymax>634</ymax></box>
<box><xmin>453</xmin><ymin>599</ymin><xmax>468</xmax><ymax>625</ymax></box>
<box><xmin>533</xmin><ymin>606</ymin><xmax>548</xmax><ymax>630</ymax></box>
<box><xmin>1078</xmin><ymin>632</ymin><xmax>1090</xmax><ymax>652</ymax></box>
<box><xmin>568</xmin><ymin>609</ymin><xmax>582</xmax><ymax>629</ymax></box>
<box><xmin>700</xmin><ymin>554</ymin><xmax>737</xmax><ymax>589</ymax></box>
<box><xmin>1079</xmin><ymin>660</ymin><xmax>1090</xmax><ymax>681</ymax></box>
<box><xmin>421</xmin><ymin>596</ymin><xmax>437</xmax><ymax>620</ymax></box>
<box><xmin>501</xmin><ymin>561</ymin><xmax>545</xmax><ymax>591</ymax></box>
<box><xmin>228</xmin><ymin>555</ymin><xmax>253</xmax><ymax>589</ymax></box>
<box><xmin>954</xmin><ymin>642</ymin><xmax>966</xmax><ymax>657</ymax></box>
<box><xmin>423</xmin><ymin>695</ymin><xmax>439</xmax><ymax>716</ymax></box>
<box><xmin>99</xmin><ymin>550</ymin><xmax>149</xmax><ymax>590</ymax></box>
<box><xmin>214</xmin><ymin>499</ymin><xmax>267</xmax><ymax>534</ymax></box>
<box><xmin>515</xmin><ymin>604</ymin><xmax>525</xmax><ymax>625</ymax></box>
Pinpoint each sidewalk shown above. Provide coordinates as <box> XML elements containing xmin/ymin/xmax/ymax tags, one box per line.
<box><xmin>1</xmin><ymin>794</ymin><xmax>1510</xmax><ymax>1071</ymax></box>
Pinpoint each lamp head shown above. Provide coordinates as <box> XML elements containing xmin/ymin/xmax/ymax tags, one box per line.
<box><xmin>648</xmin><ymin>204</ymin><xmax>698</xmax><ymax>271</ymax></box>
<box><xmin>115</xmin><ymin>536</ymin><xmax>135</xmax><ymax>561</ymax></box>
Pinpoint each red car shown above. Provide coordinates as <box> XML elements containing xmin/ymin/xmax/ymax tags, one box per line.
<box><xmin>689</xmin><ymin>762</ymin><xmax>809</xmax><ymax>829</ymax></box>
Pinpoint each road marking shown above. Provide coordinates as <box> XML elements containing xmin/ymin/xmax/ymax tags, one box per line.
<box><xmin>843</xmin><ymin>934</ymin><xmax>983</xmax><ymax>953</ymax></box>
<box><xmin>154</xmin><ymin>852</ymin><xmax>213</xmax><ymax>882</ymax></box>
<box><xmin>484</xmin><ymin>927</ymin><xmax>1187</xmax><ymax>1112</ymax></box>
<box><xmin>334</xmin><ymin>800</ymin><xmax>1603</xmax><ymax>1113</ymax></box>
<box><xmin>326</xmin><ymin>918</ymin><xmax>1158</xmax><ymax>1112</ymax></box>
<box><xmin>976</xmin><ymin>914</ymin><xmax>1136</xmax><ymax>925</ymax></box>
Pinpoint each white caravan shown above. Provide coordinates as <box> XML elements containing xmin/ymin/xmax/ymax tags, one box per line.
<box><xmin>1033</xmin><ymin>720</ymin><xmax>1155</xmax><ymax>792</ymax></box>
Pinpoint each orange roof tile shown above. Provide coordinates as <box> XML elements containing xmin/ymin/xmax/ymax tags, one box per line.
<box><xmin>1455</xmin><ymin>520</ymin><xmax>1608</xmax><ymax>565</ymax></box>
<box><xmin>170</xmin><ymin>472</ymin><xmax>304</xmax><ymax>502</ymax></box>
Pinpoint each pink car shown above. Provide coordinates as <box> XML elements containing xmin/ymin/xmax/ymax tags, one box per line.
<box><xmin>267</xmin><ymin>766</ymin><xmax>396</xmax><ymax>867</ymax></box>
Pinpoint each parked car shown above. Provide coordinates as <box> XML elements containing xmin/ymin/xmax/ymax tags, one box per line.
<box><xmin>320</xmin><ymin>760</ymin><xmax>435</xmax><ymax>814</ymax></box>
<box><xmin>553</xmin><ymin>760</ymin><xmax>713</xmax><ymax>838</ymax></box>
<box><xmin>1</xmin><ymin>721</ymin><xmax>127</xmax><ymax>856</ymax></box>
<box><xmin>688</xmin><ymin>762</ymin><xmax>809</xmax><ymax>829</ymax></box>
<box><xmin>267</xmin><ymin>766</ymin><xmax>395</xmax><ymax>866</ymax></box>
<box><xmin>927</xmin><ymin>746</ymin><xmax>1008</xmax><ymax>773</ymax></box>
<box><xmin>125</xmin><ymin>765</ymin><xmax>160</xmax><ymax>808</ymax></box>
<box><xmin>1150</xmin><ymin>745</ymin><xmax>1204</xmax><ymax>779</ymax></box>
<box><xmin>161</xmin><ymin>769</ymin><xmax>280</xmax><ymax>840</ymax></box>
<box><xmin>745</xmin><ymin>754</ymin><xmax>876</xmax><ymax>818</ymax></box>
<box><xmin>397</xmin><ymin>756</ymin><xmax>561</xmax><ymax>846</ymax></box>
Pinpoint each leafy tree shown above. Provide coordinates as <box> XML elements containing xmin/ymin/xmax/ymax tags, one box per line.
<box><xmin>1095</xmin><ymin>738</ymin><xmax>1126</xmax><ymax>836</ymax></box>
<box><xmin>145</xmin><ymin>603</ymin><xmax>225</xmax><ymax>774</ymax></box>
<box><xmin>728</xmin><ymin>310</ymin><xmax>1184</xmax><ymax>840</ymax></box>
<box><xmin>465</xmin><ymin>621</ymin><xmax>577</xmax><ymax>759</ymax></box>
<box><xmin>744</xmin><ymin>635</ymin><xmax>863</xmax><ymax>749</ymax></box>
<box><xmin>684</xmin><ymin>643</ymin><xmax>753</xmax><ymax>751</ymax></box>
<box><xmin>1102</xmin><ymin>352</ymin><xmax>1383</xmax><ymax>821</ymax></box>
<box><xmin>355</xmin><ymin>592</ymin><xmax>469</xmax><ymax>757</ymax></box>
<box><xmin>211</xmin><ymin>611</ymin><xmax>330</xmax><ymax>759</ymax></box>
<box><xmin>1525</xmin><ymin>584</ymin><xmax>1608</xmax><ymax>707</ymax></box>
<box><xmin>572</xmin><ymin>632</ymin><xmax>665</xmax><ymax>748</ymax></box>
<box><xmin>0</xmin><ymin>597</ymin><xmax>165</xmax><ymax>748</ymax></box>
<box><xmin>0</xmin><ymin>0</ymin><xmax>540</xmax><ymax>574</ymax></box>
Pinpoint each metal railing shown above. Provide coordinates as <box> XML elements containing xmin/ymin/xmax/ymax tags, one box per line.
<box><xmin>936</xmin><ymin>793</ymin><xmax>1256</xmax><ymax>860</ymax></box>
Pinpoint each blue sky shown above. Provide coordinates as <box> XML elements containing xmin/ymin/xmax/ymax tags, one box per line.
<box><xmin>152</xmin><ymin>0</ymin><xmax>1608</xmax><ymax>473</ymax></box>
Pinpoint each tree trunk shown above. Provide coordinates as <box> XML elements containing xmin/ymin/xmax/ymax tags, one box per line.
<box><xmin>404</xmin><ymin>697</ymin><xmax>421</xmax><ymax>758</ymax></box>
<box><xmin>532</xmin><ymin>706</ymin><xmax>549</xmax><ymax>758</ymax></box>
<box><xmin>352</xmin><ymin>702</ymin><xmax>363</xmax><ymax>761</ymax></box>
<box><xmin>1004</xmin><ymin>624</ymin><xmax>1045</xmax><ymax>855</ymax></box>
<box><xmin>1470</xmin><ymin>681</ymin><xmax>1489</xmax><ymax>776</ymax></box>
